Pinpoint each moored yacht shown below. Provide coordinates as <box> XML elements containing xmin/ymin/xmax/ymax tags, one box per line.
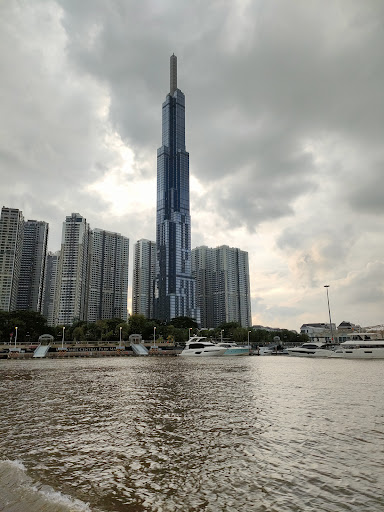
<box><xmin>257</xmin><ymin>345</ymin><xmax>290</xmax><ymax>355</ymax></box>
<box><xmin>330</xmin><ymin>333</ymin><xmax>384</xmax><ymax>359</ymax></box>
<box><xmin>286</xmin><ymin>342</ymin><xmax>335</xmax><ymax>357</ymax></box>
<box><xmin>179</xmin><ymin>337</ymin><xmax>227</xmax><ymax>357</ymax></box>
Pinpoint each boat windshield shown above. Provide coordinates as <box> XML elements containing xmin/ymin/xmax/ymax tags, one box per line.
<box><xmin>188</xmin><ymin>343</ymin><xmax>211</xmax><ymax>349</ymax></box>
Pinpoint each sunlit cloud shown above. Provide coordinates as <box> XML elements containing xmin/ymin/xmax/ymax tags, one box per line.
<box><xmin>1</xmin><ymin>0</ymin><xmax>383</xmax><ymax>330</ymax></box>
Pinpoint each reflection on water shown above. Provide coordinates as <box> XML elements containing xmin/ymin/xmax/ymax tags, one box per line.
<box><xmin>1</xmin><ymin>357</ymin><xmax>384</xmax><ymax>511</ymax></box>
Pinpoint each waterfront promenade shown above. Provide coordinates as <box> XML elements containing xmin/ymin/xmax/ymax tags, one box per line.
<box><xmin>0</xmin><ymin>341</ymin><xmax>180</xmax><ymax>358</ymax></box>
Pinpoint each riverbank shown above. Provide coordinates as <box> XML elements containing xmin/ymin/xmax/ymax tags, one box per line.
<box><xmin>0</xmin><ymin>342</ymin><xmax>180</xmax><ymax>358</ymax></box>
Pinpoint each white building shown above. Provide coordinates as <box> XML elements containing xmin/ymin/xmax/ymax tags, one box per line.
<box><xmin>54</xmin><ymin>213</ymin><xmax>91</xmax><ymax>325</ymax></box>
<box><xmin>87</xmin><ymin>229</ymin><xmax>129</xmax><ymax>322</ymax></box>
<box><xmin>17</xmin><ymin>219</ymin><xmax>48</xmax><ymax>312</ymax></box>
<box><xmin>132</xmin><ymin>239</ymin><xmax>156</xmax><ymax>318</ymax></box>
<box><xmin>0</xmin><ymin>207</ymin><xmax>24</xmax><ymax>312</ymax></box>
<box><xmin>192</xmin><ymin>245</ymin><xmax>252</xmax><ymax>328</ymax></box>
<box><xmin>300</xmin><ymin>323</ymin><xmax>337</xmax><ymax>342</ymax></box>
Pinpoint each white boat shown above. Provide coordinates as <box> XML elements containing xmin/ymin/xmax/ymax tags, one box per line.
<box><xmin>286</xmin><ymin>342</ymin><xmax>335</xmax><ymax>357</ymax></box>
<box><xmin>257</xmin><ymin>345</ymin><xmax>290</xmax><ymax>355</ymax></box>
<box><xmin>179</xmin><ymin>337</ymin><xmax>227</xmax><ymax>357</ymax></box>
<box><xmin>330</xmin><ymin>333</ymin><xmax>384</xmax><ymax>359</ymax></box>
<box><xmin>257</xmin><ymin>346</ymin><xmax>275</xmax><ymax>356</ymax></box>
<box><xmin>216</xmin><ymin>342</ymin><xmax>250</xmax><ymax>356</ymax></box>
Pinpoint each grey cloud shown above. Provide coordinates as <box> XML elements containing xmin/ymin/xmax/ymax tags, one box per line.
<box><xmin>0</xmin><ymin>1</ymin><xmax>138</xmax><ymax>248</ymax></box>
<box><xmin>251</xmin><ymin>296</ymin><xmax>302</xmax><ymax>328</ymax></box>
<box><xmin>347</xmin><ymin>161</ymin><xmax>384</xmax><ymax>215</ymax></box>
<box><xmin>50</xmin><ymin>0</ymin><xmax>384</xmax><ymax>233</ymax></box>
<box><xmin>1</xmin><ymin>0</ymin><xmax>384</xmax><ymax>328</ymax></box>
<box><xmin>341</xmin><ymin>262</ymin><xmax>384</xmax><ymax>305</ymax></box>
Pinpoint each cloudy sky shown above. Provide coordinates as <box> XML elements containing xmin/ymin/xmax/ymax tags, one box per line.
<box><xmin>1</xmin><ymin>0</ymin><xmax>383</xmax><ymax>330</ymax></box>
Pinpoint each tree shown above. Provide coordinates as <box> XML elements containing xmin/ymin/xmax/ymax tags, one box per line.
<box><xmin>128</xmin><ymin>314</ymin><xmax>148</xmax><ymax>336</ymax></box>
<box><xmin>232</xmin><ymin>327</ymin><xmax>248</xmax><ymax>344</ymax></box>
<box><xmin>96</xmin><ymin>320</ymin><xmax>108</xmax><ymax>341</ymax></box>
<box><xmin>73</xmin><ymin>326</ymin><xmax>86</xmax><ymax>341</ymax></box>
<box><xmin>217</xmin><ymin>322</ymin><xmax>241</xmax><ymax>339</ymax></box>
<box><xmin>0</xmin><ymin>310</ymin><xmax>52</xmax><ymax>342</ymax></box>
<box><xmin>169</xmin><ymin>316</ymin><xmax>198</xmax><ymax>329</ymax></box>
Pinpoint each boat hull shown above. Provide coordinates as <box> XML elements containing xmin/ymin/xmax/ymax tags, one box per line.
<box><xmin>286</xmin><ymin>342</ymin><xmax>335</xmax><ymax>358</ymax></box>
<box><xmin>330</xmin><ymin>348</ymin><xmax>384</xmax><ymax>359</ymax></box>
<box><xmin>179</xmin><ymin>348</ymin><xmax>226</xmax><ymax>357</ymax></box>
<box><xmin>222</xmin><ymin>348</ymin><xmax>249</xmax><ymax>356</ymax></box>
<box><xmin>287</xmin><ymin>349</ymin><xmax>333</xmax><ymax>357</ymax></box>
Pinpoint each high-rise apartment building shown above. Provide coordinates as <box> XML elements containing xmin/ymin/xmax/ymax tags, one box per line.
<box><xmin>0</xmin><ymin>207</ymin><xmax>24</xmax><ymax>312</ymax></box>
<box><xmin>192</xmin><ymin>245</ymin><xmax>252</xmax><ymax>328</ymax></box>
<box><xmin>54</xmin><ymin>213</ymin><xmax>91</xmax><ymax>325</ymax></box>
<box><xmin>155</xmin><ymin>54</ymin><xmax>199</xmax><ymax>323</ymax></box>
<box><xmin>132</xmin><ymin>239</ymin><xmax>156</xmax><ymax>318</ymax></box>
<box><xmin>17</xmin><ymin>220</ymin><xmax>48</xmax><ymax>312</ymax></box>
<box><xmin>87</xmin><ymin>229</ymin><xmax>129</xmax><ymax>322</ymax></box>
<box><xmin>191</xmin><ymin>245</ymin><xmax>214</xmax><ymax>328</ymax></box>
<box><xmin>41</xmin><ymin>251</ymin><xmax>60</xmax><ymax>326</ymax></box>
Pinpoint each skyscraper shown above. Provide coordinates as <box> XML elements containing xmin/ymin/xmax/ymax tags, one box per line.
<box><xmin>155</xmin><ymin>54</ymin><xmax>199</xmax><ymax>324</ymax></box>
<box><xmin>192</xmin><ymin>245</ymin><xmax>252</xmax><ymax>328</ymax></box>
<box><xmin>132</xmin><ymin>239</ymin><xmax>156</xmax><ymax>318</ymax></box>
<box><xmin>0</xmin><ymin>207</ymin><xmax>24</xmax><ymax>312</ymax></box>
<box><xmin>17</xmin><ymin>219</ymin><xmax>48</xmax><ymax>312</ymax></box>
<box><xmin>41</xmin><ymin>250</ymin><xmax>60</xmax><ymax>326</ymax></box>
<box><xmin>54</xmin><ymin>213</ymin><xmax>91</xmax><ymax>325</ymax></box>
<box><xmin>87</xmin><ymin>228</ymin><xmax>129</xmax><ymax>322</ymax></box>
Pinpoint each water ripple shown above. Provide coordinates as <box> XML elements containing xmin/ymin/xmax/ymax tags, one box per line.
<box><xmin>1</xmin><ymin>357</ymin><xmax>384</xmax><ymax>511</ymax></box>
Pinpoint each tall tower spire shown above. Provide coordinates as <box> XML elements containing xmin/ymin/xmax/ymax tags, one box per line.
<box><xmin>170</xmin><ymin>53</ymin><xmax>177</xmax><ymax>95</ymax></box>
<box><xmin>155</xmin><ymin>55</ymin><xmax>200</xmax><ymax>324</ymax></box>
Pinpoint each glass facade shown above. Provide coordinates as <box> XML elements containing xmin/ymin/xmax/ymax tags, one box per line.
<box><xmin>191</xmin><ymin>245</ymin><xmax>252</xmax><ymax>328</ymax></box>
<box><xmin>17</xmin><ymin>220</ymin><xmax>48</xmax><ymax>313</ymax></box>
<box><xmin>132</xmin><ymin>239</ymin><xmax>156</xmax><ymax>318</ymax></box>
<box><xmin>0</xmin><ymin>207</ymin><xmax>24</xmax><ymax>312</ymax></box>
<box><xmin>87</xmin><ymin>229</ymin><xmax>129</xmax><ymax>323</ymax></box>
<box><xmin>155</xmin><ymin>55</ymin><xmax>200</xmax><ymax>324</ymax></box>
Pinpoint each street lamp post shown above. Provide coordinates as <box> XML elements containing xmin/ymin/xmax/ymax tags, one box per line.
<box><xmin>324</xmin><ymin>285</ymin><xmax>334</xmax><ymax>342</ymax></box>
<box><xmin>62</xmin><ymin>326</ymin><xmax>65</xmax><ymax>349</ymax></box>
<box><xmin>221</xmin><ymin>329</ymin><xmax>224</xmax><ymax>343</ymax></box>
<box><xmin>153</xmin><ymin>326</ymin><xmax>156</xmax><ymax>348</ymax></box>
<box><xmin>15</xmin><ymin>327</ymin><xmax>18</xmax><ymax>348</ymax></box>
<box><xmin>119</xmin><ymin>326</ymin><xmax>122</xmax><ymax>344</ymax></box>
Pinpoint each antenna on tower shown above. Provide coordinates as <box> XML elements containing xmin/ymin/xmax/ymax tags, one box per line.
<box><xmin>170</xmin><ymin>54</ymin><xmax>177</xmax><ymax>95</ymax></box>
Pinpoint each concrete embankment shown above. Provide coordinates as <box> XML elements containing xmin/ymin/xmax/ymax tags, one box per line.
<box><xmin>0</xmin><ymin>342</ymin><xmax>180</xmax><ymax>359</ymax></box>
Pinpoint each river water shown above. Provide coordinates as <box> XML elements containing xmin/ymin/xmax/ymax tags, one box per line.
<box><xmin>0</xmin><ymin>356</ymin><xmax>383</xmax><ymax>512</ymax></box>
